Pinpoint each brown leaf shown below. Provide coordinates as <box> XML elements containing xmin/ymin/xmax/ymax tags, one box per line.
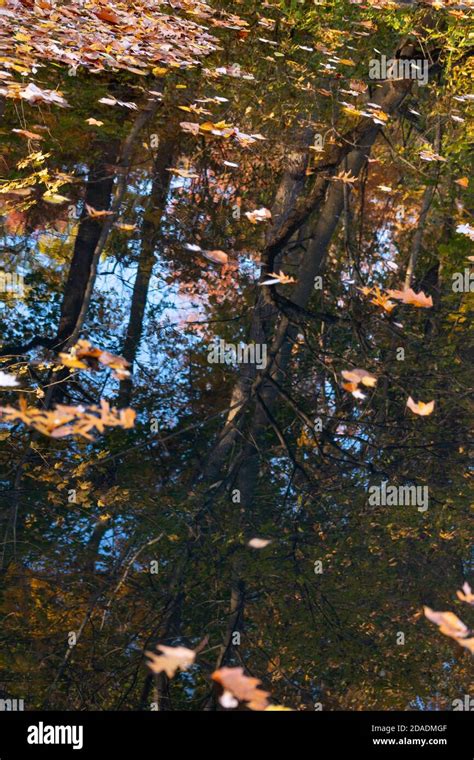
<box><xmin>95</xmin><ymin>8</ymin><xmax>121</xmax><ymax>24</ymax></box>
<box><xmin>212</xmin><ymin>667</ymin><xmax>270</xmax><ymax>710</ymax></box>
<box><xmin>12</xmin><ymin>128</ymin><xmax>44</xmax><ymax>140</ymax></box>
<box><xmin>201</xmin><ymin>249</ymin><xmax>228</xmax><ymax>265</ymax></box>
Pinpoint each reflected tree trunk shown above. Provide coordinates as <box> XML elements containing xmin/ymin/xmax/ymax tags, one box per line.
<box><xmin>118</xmin><ymin>125</ymin><xmax>179</xmax><ymax>407</ymax></box>
<box><xmin>56</xmin><ymin>140</ymin><xmax>119</xmax><ymax>347</ymax></box>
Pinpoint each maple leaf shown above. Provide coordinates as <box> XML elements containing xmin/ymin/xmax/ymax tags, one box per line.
<box><xmin>387</xmin><ymin>287</ymin><xmax>433</xmax><ymax>308</ymax></box>
<box><xmin>259</xmin><ymin>271</ymin><xmax>296</xmax><ymax>286</ymax></box>
<box><xmin>145</xmin><ymin>645</ymin><xmax>196</xmax><ymax>678</ymax></box>
<box><xmin>212</xmin><ymin>667</ymin><xmax>270</xmax><ymax>710</ymax></box>
<box><xmin>406</xmin><ymin>397</ymin><xmax>435</xmax><ymax>416</ymax></box>
<box><xmin>360</xmin><ymin>286</ymin><xmax>396</xmax><ymax>313</ymax></box>
<box><xmin>332</xmin><ymin>170</ymin><xmax>358</xmax><ymax>185</ymax></box>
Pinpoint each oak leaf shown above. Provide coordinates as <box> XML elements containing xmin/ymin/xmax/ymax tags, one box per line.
<box><xmin>145</xmin><ymin>645</ymin><xmax>196</xmax><ymax>678</ymax></box>
<box><xmin>212</xmin><ymin>667</ymin><xmax>270</xmax><ymax>710</ymax></box>
<box><xmin>387</xmin><ymin>287</ymin><xmax>433</xmax><ymax>308</ymax></box>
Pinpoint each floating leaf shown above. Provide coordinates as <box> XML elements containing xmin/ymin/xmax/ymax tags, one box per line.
<box><xmin>260</xmin><ymin>271</ymin><xmax>296</xmax><ymax>286</ymax></box>
<box><xmin>406</xmin><ymin>397</ymin><xmax>435</xmax><ymax>416</ymax></box>
<box><xmin>145</xmin><ymin>645</ymin><xmax>196</xmax><ymax>678</ymax></box>
<box><xmin>245</xmin><ymin>207</ymin><xmax>272</xmax><ymax>224</ymax></box>
<box><xmin>387</xmin><ymin>287</ymin><xmax>433</xmax><ymax>308</ymax></box>
<box><xmin>212</xmin><ymin>667</ymin><xmax>270</xmax><ymax>710</ymax></box>
<box><xmin>457</xmin><ymin>583</ymin><xmax>474</xmax><ymax>605</ymax></box>
<box><xmin>424</xmin><ymin>606</ymin><xmax>474</xmax><ymax>654</ymax></box>
<box><xmin>248</xmin><ymin>538</ymin><xmax>271</xmax><ymax>549</ymax></box>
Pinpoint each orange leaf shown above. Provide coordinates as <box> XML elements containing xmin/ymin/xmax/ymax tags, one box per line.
<box><xmin>96</xmin><ymin>8</ymin><xmax>120</xmax><ymax>24</ymax></box>
<box><xmin>212</xmin><ymin>667</ymin><xmax>270</xmax><ymax>710</ymax></box>
<box><xmin>202</xmin><ymin>249</ymin><xmax>228</xmax><ymax>265</ymax></box>
<box><xmin>406</xmin><ymin>397</ymin><xmax>435</xmax><ymax>416</ymax></box>
<box><xmin>387</xmin><ymin>287</ymin><xmax>433</xmax><ymax>308</ymax></box>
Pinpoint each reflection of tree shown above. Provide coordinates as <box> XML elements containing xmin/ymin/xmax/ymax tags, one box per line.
<box><xmin>0</xmin><ymin>1</ymin><xmax>472</xmax><ymax>713</ymax></box>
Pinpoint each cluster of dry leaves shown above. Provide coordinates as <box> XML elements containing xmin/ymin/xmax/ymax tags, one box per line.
<box><xmin>0</xmin><ymin>0</ymin><xmax>250</xmax><ymax>113</ymax></box>
<box><xmin>59</xmin><ymin>339</ymin><xmax>131</xmax><ymax>381</ymax></box>
<box><xmin>143</xmin><ymin>580</ymin><xmax>474</xmax><ymax>709</ymax></box>
<box><xmin>146</xmin><ymin>644</ymin><xmax>288</xmax><ymax>711</ymax></box>
<box><xmin>341</xmin><ymin>368</ymin><xmax>377</xmax><ymax>400</ymax></box>
<box><xmin>339</xmin><ymin>284</ymin><xmax>436</xmax><ymax>411</ymax></box>
<box><xmin>0</xmin><ymin>396</ymin><xmax>135</xmax><ymax>440</ymax></box>
<box><xmin>340</xmin><ymin>368</ymin><xmax>434</xmax><ymax>415</ymax></box>
<box><xmin>180</xmin><ymin>119</ymin><xmax>266</xmax><ymax>148</ymax></box>
<box><xmin>0</xmin><ymin>0</ymin><xmax>243</xmax><ymax>78</ymax></box>
<box><xmin>360</xmin><ymin>285</ymin><xmax>433</xmax><ymax>314</ymax></box>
